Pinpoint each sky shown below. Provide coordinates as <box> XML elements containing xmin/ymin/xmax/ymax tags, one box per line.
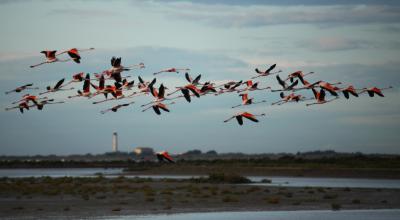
<box><xmin>0</xmin><ymin>0</ymin><xmax>399</xmax><ymax>155</ymax></box>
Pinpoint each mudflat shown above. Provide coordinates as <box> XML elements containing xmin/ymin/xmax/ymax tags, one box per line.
<box><xmin>1</xmin><ymin>176</ymin><xmax>399</xmax><ymax>219</ymax></box>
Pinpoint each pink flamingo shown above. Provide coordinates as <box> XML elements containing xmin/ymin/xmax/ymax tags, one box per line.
<box><xmin>231</xmin><ymin>93</ymin><xmax>267</xmax><ymax>108</ymax></box>
<box><xmin>224</xmin><ymin>112</ymin><xmax>266</xmax><ymax>126</ymax></box>
<box><xmin>5</xmin><ymin>83</ymin><xmax>39</xmax><ymax>94</ymax></box>
<box><xmin>252</xmin><ymin>64</ymin><xmax>281</xmax><ymax>79</ymax></box>
<box><xmin>153</xmin><ymin>67</ymin><xmax>190</xmax><ymax>75</ymax></box>
<box><xmin>100</xmin><ymin>101</ymin><xmax>135</xmax><ymax>114</ymax></box>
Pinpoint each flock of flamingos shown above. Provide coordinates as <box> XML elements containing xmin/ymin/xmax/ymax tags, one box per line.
<box><xmin>4</xmin><ymin>47</ymin><xmax>393</xmax><ymax>126</ymax></box>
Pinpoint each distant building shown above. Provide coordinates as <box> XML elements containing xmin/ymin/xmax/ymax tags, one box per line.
<box><xmin>134</xmin><ymin>147</ymin><xmax>154</xmax><ymax>156</ymax></box>
<box><xmin>112</xmin><ymin>132</ymin><xmax>118</xmax><ymax>152</ymax></box>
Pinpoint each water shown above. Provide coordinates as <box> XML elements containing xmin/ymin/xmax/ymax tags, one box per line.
<box><xmin>0</xmin><ymin>168</ymin><xmax>123</xmax><ymax>178</ymax></box>
<box><xmin>1</xmin><ymin>168</ymin><xmax>400</xmax><ymax>189</ymax></box>
<box><xmin>103</xmin><ymin>209</ymin><xmax>400</xmax><ymax>220</ymax></box>
<box><xmin>248</xmin><ymin>176</ymin><xmax>400</xmax><ymax>189</ymax></box>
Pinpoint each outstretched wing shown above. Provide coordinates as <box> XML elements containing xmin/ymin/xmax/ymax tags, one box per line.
<box><xmin>54</xmin><ymin>78</ymin><xmax>65</xmax><ymax>89</ymax></box>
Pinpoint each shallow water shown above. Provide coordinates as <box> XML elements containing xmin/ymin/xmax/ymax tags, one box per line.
<box><xmin>1</xmin><ymin>168</ymin><xmax>400</xmax><ymax>189</ymax></box>
<box><xmin>0</xmin><ymin>168</ymin><xmax>123</xmax><ymax>178</ymax></box>
<box><xmin>103</xmin><ymin>209</ymin><xmax>400</xmax><ymax>220</ymax></box>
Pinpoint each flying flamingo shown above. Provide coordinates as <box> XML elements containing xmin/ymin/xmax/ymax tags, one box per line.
<box><xmin>92</xmin><ymin>82</ymin><xmax>129</xmax><ymax>104</ymax></box>
<box><xmin>5</xmin><ymin>102</ymin><xmax>30</xmax><ymax>113</ymax></box>
<box><xmin>184</xmin><ymin>73</ymin><xmax>203</xmax><ymax>85</ymax></box>
<box><xmin>224</xmin><ymin>112</ymin><xmax>266</xmax><ymax>126</ymax></box>
<box><xmin>12</xmin><ymin>94</ymin><xmax>47</xmax><ymax>105</ymax></box>
<box><xmin>237</xmin><ymin>80</ymin><xmax>271</xmax><ymax>93</ymax></box>
<box><xmin>34</xmin><ymin>99</ymin><xmax>65</xmax><ymax>110</ymax></box>
<box><xmin>121</xmin><ymin>78</ymin><xmax>135</xmax><ymax>90</ymax></box>
<box><xmin>90</xmin><ymin>74</ymin><xmax>107</xmax><ymax>98</ymax></box>
<box><xmin>64</xmin><ymin>72</ymin><xmax>85</xmax><ymax>86</ymax></box>
<box><xmin>68</xmin><ymin>74</ymin><xmax>92</xmax><ymax>99</ymax></box>
<box><xmin>141</xmin><ymin>83</ymin><xmax>169</xmax><ymax>107</ymax></box>
<box><xmin>5</xmin><ymin>83</ymin><xmax>39</xmax><ymax>94</ymax></box>
<box><xmin>215</xmin><ymin>80</ymin><xmax>243</xmax><ymax>96</ymax></box>
<box><xmin>318</xmin><ymin>81</ymin><xmax>342</xmax><ymax>96</ymax></box>
<box><xmin>170</xmin><ymin>82</ymin><xmax>217</xmax><ymax>100</ymax></box>
<box><xmin>156</xmin><ymin>151</ymin><xmax>175</xmax><ymax>163</ymax></box>
<box><xmin>306</xmin><ymin>88</ymin><xmax>339</xmax><ymax>106</ymax></box>
<box><xmin>271</xmin><ymin>75</ymin><xmax>299</xmax><ymax>92</ymax></box>
<box><xmin>100</xmin><ymin>101</ymin><xmax>135</xmax><ymax>114</ymax></box>
<box><xmin>103</xmin><ymin>57</ymin><xmax>144</xmax><ymax>82</ymax></box>
<box><xmin>142</xmin><ymin>101</ymin><xmax>176</xmax><ymax>115</ymax></box>
<box><xmin>30</xmin><ymin>50</ymin><xmax>73</xmax><ymax>68</ymax></box>
<box><xmin>252</xmin><ymin>64</ymin><xmax>281</xmax><ymax>79</ymax></box>
<box><xmin>341</xmin><ymin>85</ymin><xmax>359</xmax><ymax>99</ymax></box>
<box><xmin>292</xmin><ymin>79</ymin><xmax>321</xmax><ymax>92</ymax></box>
<box><xmin>168</xmin><ymin>84</ymin><xmax>201</xmax><ymax>103</ymax></box>
<box><xmin>127</xmin><ymin>76</ymin><xmax>156</xmax><ymax>98</ymax></box>
<box><xmin>153</xmin><ymin>67</ymin><xmax>190</xmax><ymax>75</ymax></box>
<box><xmin>272</xmin><ymin>92</ymin><xmax>305</xmax><ymax>105</ymax></box>
<box><xmin>231</xmin><ymin>93</ymin><xmax>266</xmax><ymax>108</ymax></box>
<box><xmin>6</xmin><ymin>99</ymin><xmax>64</xmax><ymax>113</ymax></box>
<box><xmin>56</xmin><ymin>47</ymin><xmax>95</xmax><ymax>63</ymax></box>
<box><xmin>359</xmin><ymin>86</ymin><xmax>393</xmax><ymax>97</ymax></box>
<box><xmin>39</xmin><ymin>78</ymin><xmax>74</xmax><ymax>95</ymax></box>
<box><xmin>284</xmin><ymin>71</ymin><xmax>314</xmax><ymax>83</ymax></box>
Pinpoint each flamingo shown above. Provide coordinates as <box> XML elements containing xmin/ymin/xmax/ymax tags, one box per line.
<box><xmin>64</xmin><ymin>72</ymin><xmax>85</xmax><ymax>86</ymax></box>
<box><xmin>199</xmin><ymin>82</ymin><xmax>217</xmax><ymax>94</ymax></box>
<box><xmin>30</xmin><ymin>50</ymin><xmax>70</xmax><ymax>68</ymax></box>
<box><xmin>142</xmin><ymin>101</ymin><xmax>176</xmax><ymax>115</ymax></box>
<box><xmin>156</xmin><ymin>151</ymin><xmax>175</xmax><ymax>163</ymax></box>
<box><xmin>215</xmin><ymin>80</ymin><xmax>243</xmax><ymax>96</ymax></box>
<box><xmin>12</xmin><ymin>94</ymin><xmax>47</xmax><ymax>105</ymax></box>
<box><xmin>100</xmin><ymin>101</ymin><xmax>135</xmax><ymax>114</ymax></box>
<box><xmin>285</xmin><ymin>71</ymin><xmax>314</xmax><ymax>83</ymax></box>
<box><xmin>359</xmin><ymin>86</ymin><xmax>393</xmax><ymax>97</ymax></box>
<box><xmin>224</xmin><ymin>112</ymin><xmax>266</xmax><ymax>126</ymax></box>
<box><xmin>271</xmin><ymin>75</ymin><xmax>299</xmax><ymax>92</ymax></box>
<box><xmin>127</xmin><ymin>76</ymin><xmax>157</xmax><ymax>98</ymax></box>
<box><xmin>318</xmin><ymin>81</ymin><xmax>342</xmax><ymax>96</ymax></box>
<box><xmin>39</xmin><ymin>78</ymin><xmax>74</xmax><ymax>95</ymax></box>
<box><xmin>170</xmin><ymin>82</ymin><xmax>217</xmax><ymax>100</ymax></box>
<box><xmin>56</xmin><ymin>47</ymin><xmax>95</xmax><ymax>63</ymax></box>
<box><xmin>5</xmin><ymin>83</ymin><xmax>39</xmax><ymax>94</ymax></box>
<box><xmin>153</xmin><ymin>67</ymin><xmax>190</xmax><ymax>75</ymax></box>
<box><xmin>104</xmin><ymin>57</ymin><xmax>144</xmax><ymax>82</ymax></box>
<box><xmin>167</xmin><ymin>79</ymin><xmax>202</xmax><ymax>103</ymax></box>
<box><xmin>292</xmin><ymin>79</ymin><xmax>321</xmax><ymax>92</ymax></box>
<box><xmin>237</xmin><ymin>80</ymin><xmax>270</xmax><ymax>93</ymax></box>
<box><xmin>68</xmin><ymin>74</ymin><xmax>92</xmax><ymax>99</ymax></box>
<box><xmin>231</xmin><ymin>93</ymin><xmax>267</xmax><ymax>108</ymax></box>
<box><xmin>92</xmin><ymin>82</ymin><xmax>129</xmax><ymax>104</ymax></box>
<box><xmin>185</xmin><ymin>73</ymin><xmax>202</xmax><ymax>85</ymax></box>
<box><xmin>34</xmin><ymin>99</ymin><xmax>65</xmax><ymax>110</ymax></box>
<box><xmin>306</xmin><ymin>88</ymin><xmax>339</xmax><ymax>106</ymax></box>
<box><xmin>141</xmin><ymin>83</ymin><xmax>169</xmax><ymax>107</ymax></box>
<box><xmin>272</xmin><ymin>92</ymin><xmax>305</xmax><ymax>105</ymax></box>
<box><xmin>252</xmin><ymin>64</ymin><xmax>281</xmax><ymax>79</ymax></box>
<box><xmin>341</xmin><ymin>85</ymin><xmax>359</xmax><ymax>99</ymax></box>
<box><xmin>6</xmin><ymin>99</ymin><xmax>64</xmax><ymax>113</ymax></box>
<box><xmin>121</xmin><ymin>78</ymin><xmax>135</xmax><ymax>90</ymax></box>
<box><xmin>90</xmin><ymin>74</ymin><xmax>107</xmax><ymax>98</ymax></box>
<box><xmin>5</xmin><ymin>102</ymin><xmax>30</xmax><ymax>113</ymax></box>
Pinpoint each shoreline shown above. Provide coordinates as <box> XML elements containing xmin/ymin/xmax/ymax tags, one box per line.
<box><xmin>1</xmin><ymin>177</ymin><xmax>400</xmax><ymax>218</ymax></box>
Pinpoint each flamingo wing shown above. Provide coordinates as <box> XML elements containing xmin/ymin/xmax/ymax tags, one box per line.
<box><xmin>242</xmin><ymin>112</ymin><xmax>259</xmax><ymax>123</ymax></box>
<box><xmin>152</xmin><ymin>106</ymin><xmax>161</xmax><ymax>115</ymax></box>
<box><xmin>266</xmin><ymin>64</ymin><xmax>276</xmax><ymax>73</ymax></box>
<box><xmin>54</xmin><ymin>78</ymin><xmax>65</xmax><ymax>90</ymax></box>
<box><xmin>185</xmin><ymin>72</ymin><xmax>192</xmax><ymax>83</ymax></box>
<box><xmin>235</xmin><ymin>115</ymin><xmax>244</xmax><ymax>125</ymax></box>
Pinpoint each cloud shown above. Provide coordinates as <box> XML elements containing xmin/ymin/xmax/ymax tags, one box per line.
<box><xmin>143</xmin><ymin>2</ymin><xmax>400</xmax><ymax>28</ymax></box>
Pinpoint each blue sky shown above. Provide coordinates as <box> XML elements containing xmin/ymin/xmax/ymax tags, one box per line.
<box><xmin>0</xmin><ymin>0</ymin><xmax>399</xmax><ymax>155</ymax></box>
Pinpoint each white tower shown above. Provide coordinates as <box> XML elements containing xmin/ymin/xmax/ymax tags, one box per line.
<box><xmin>112</xmin><ymin>132</ymin><xmax>118</xmax><ymax>152</ymax></box>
